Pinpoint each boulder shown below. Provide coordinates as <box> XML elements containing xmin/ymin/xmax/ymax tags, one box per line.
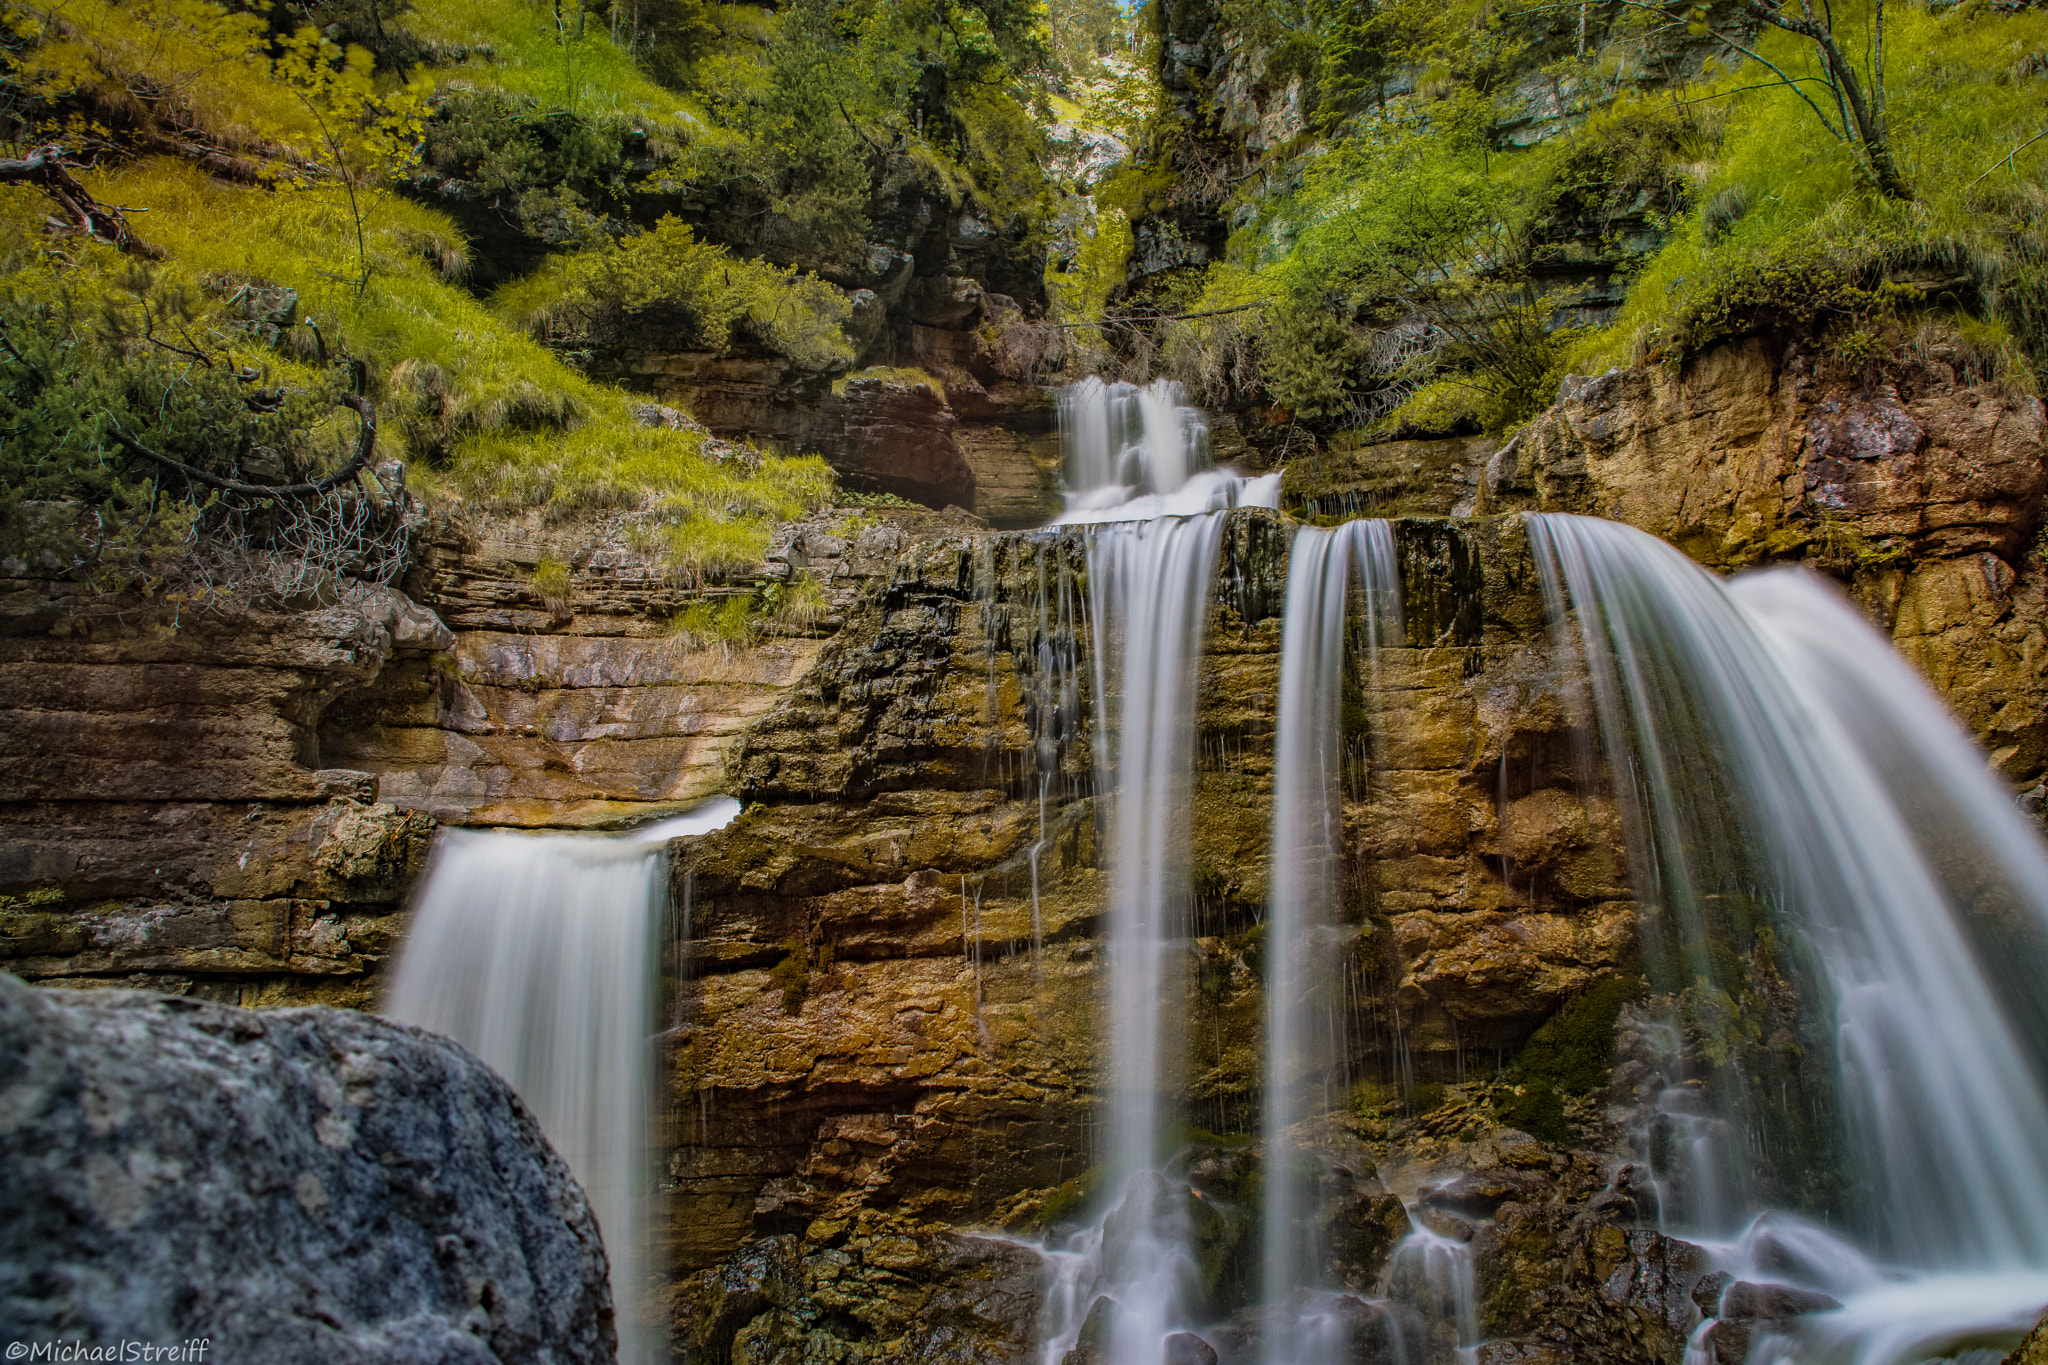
<box><xmin>0</xmin><ymin>974</ymin><xmax>615</xmax><ymax>1364</ymax></box>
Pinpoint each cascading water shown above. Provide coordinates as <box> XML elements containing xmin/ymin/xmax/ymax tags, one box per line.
<box><xmin>1259</xmin><ymin>519</ymin><xmax>1403</xmax><ymax>1365</ymax></box>
<box><xmin>1528</xmin><ymin>512</ymin><xmax>2048</xmax><ymax>1362</ymax></box>
<box><xmin>1056</xmin><ymin>378</ymin><xmax>1280</xmax><ymax>524</ymax></box>
<box><xmin>1035</xmin><ymin>378</ymin><xmax>1278</xmax><ymax>1362</ymax></box>
<box><xmin>385</xmin><ymin>797</ymin><xmax>739</xmax><ymax>1365</ymax></box>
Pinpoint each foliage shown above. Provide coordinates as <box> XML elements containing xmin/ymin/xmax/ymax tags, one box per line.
<box><xmin>1571</xmin><ymin>2</ymin><xmax>2048</xmax><ymax>379</ymax></box>
<box><xmin>411</xmin><ymin>87</ymin><xmax>668</xmax><ymax>253</ymax></box>
<box><xmin>530</xmin><ymin>555</ymin><xmax>571</xmax><ymax>609</ymax></box>
<box><xmin>403</xmin><ymin>0</ymin><xmax>684</xmax><ymax>115</ymax></box>
<box><xmin>669</xmin><ymin>591</ymin><xmax>756</xmax><ymax>646</ymax></box>
<box><xmin>760</xmin><ymin>568</ymin><xmax>830</xmax><ymax>625</ymax></box>
<box><xmin>0</xmin><ymin>261</ymin><xmax>363</xmax><ymax>592</ymax></box>
<box><xmin>495</xmin><ymin>215</ymin><xmax>853</xmax><ymax>368</ymax></box>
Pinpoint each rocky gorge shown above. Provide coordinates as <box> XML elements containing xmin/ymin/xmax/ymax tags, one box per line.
<box><xmin>6</xmin><ymin>0</ymin><xmax>2048</xmax><ymax>1350</ymax></box>
<box><xmin>5</xmin><ymin>331</ymin><xmax>2048</xmax><ymax>1362</ymax></box>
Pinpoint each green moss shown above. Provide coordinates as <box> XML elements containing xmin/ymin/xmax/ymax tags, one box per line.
<box><xmin>1514</xmin><ymin>974</ymin><xmax>1644</xmax><ymax>1096</ymax></box>
<box><xmin>1028</xmin><ymin>1164</ymin><xmax>1105</xmax><ymax>1230</ymax></box>
<box><xmin>766</xmin><ymin>939</ymin><xmax>810</xmax><ymax>1015</ymax></box>
<box><xmin>1496</xmin><ymin>1077</ymin><xmax>1568</xmax><ymax>1143</ymax></box>
<box><xmin>1224</xmin><ymin>921</ymin><xmax>1266</xmax><ymax>981</ymax></box>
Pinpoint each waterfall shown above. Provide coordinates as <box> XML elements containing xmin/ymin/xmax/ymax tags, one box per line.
<box><xmin>1527</xmin><ymin>512</ymin><xmax>2048</xmax><ymax>1358</ymax></box>
<box><xmin>385</xmin><ymin>797</ymin><xmax>740</xmax><ymax>1364</ymax></box>
<box><xmin>1057</xmin><ymin>377</ymin><xmax>1280</xmax><ymax>523</ymax></box>
<box><xmin>1034</xmin><ymin>377</ymin><xmax>1279</xmax><ymax>1361</ymax></box>
<box><xmin>1259</xmin><ymin>520</ymin><xmax>1402</xmax><ymax>1365</ymax></box>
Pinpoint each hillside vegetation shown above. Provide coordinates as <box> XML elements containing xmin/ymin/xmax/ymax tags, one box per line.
<box><xmin>0</xmin><ymin>0</ymin><xmax>1130</xmax><ymax>593</ymax></box>
<box><xmin>2</xmin><ymin>0</ymin><xmax>2040</xmax><ymax>596</ymax></box>
<box><xmin>1092</xmin><ymin>0</ymin><xmax>2047</xmax><ymax>438</ymax></box>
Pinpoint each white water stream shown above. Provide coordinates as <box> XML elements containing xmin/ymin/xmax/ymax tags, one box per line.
<box><xmin>385</xmin><ymin>797</ymin><xmax>739</xmax><ymax>1365</ymax></box>
<box><xmin>1037</xmin><ymin>379</ymin><xmax>1279</xmax><ymax>1361</ymax></box>
<box><xmin>1529</xmin><ymin>513</ymin><xmax>2048</xmax><ymax>1363</ymax></box>
<box><xmin>1259</xmin><ymin>519</ymin><xmax>1402</xmax><ymax>1365</ymax></box>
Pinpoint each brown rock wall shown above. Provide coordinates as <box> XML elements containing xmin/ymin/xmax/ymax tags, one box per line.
<box><xmin>666</xmin><ymin>512</ymin><xmax>1638</xmax><ymax>1273</ymax></box>
<box><xmin>1484</xmin><ymin>342</ymin><xmax>2048</xmax><ymax>788</ymax></box>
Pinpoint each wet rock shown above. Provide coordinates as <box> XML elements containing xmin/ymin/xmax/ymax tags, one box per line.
<box><xmin>2005</xmin><ymin>1310</ymin><xmax>2048</xmax><ymax>1365</ymax></box>
<box><xmin>1210</xmin><ymin>1292</ymin><xmax>1413</xmax><ymax>1365</ymax></box>
<box><xmin>1165</xmin><ymin>1330</ymin><xmax>1220</xmax><ymax>1365</ymax></box>
<box><xmin>1322</xmin><ymin>1190</ymin><xmax>1413</xmax><ymax>1294</ymax></box>
<box><xmin>1585</xmin><ymin>1162</ymin><xmax>1662</xmax><ymax>1227</ymax></box>
<box><xmin>1719</xmin><ymin>1279</ymin><xmax>1843</xmax><ymax>1318</ymax></box>
<box><xmin>1474</xmin><ymin>1343</ymin><xmax>1573</xmax><ymax>1365</ymax></box>
<box><xmin>675</xmin><ymin>1213</ymin><xmax>1041</xmax><ymax>1365</ymax></box>
<box><xmin>1515</xmin><ymin>340</ymin><xmax>2048</xmax><ymax>575</ymax></box>
<box><xmin>1474</xmin><ymin>1209</ymin><xmax>1709</xmax><ymax>1363</ymax></box>
<box><xmin>0</xmin><ymin>973</ymin><xmax>615</xmax><ymax>1363</ymax></box>
<box><xmin>1059</xmin><ymin>1294</ymin><xmax>1117</xmax><ymax>1365</ymax></box>
<box><xmin>1422</xmin><ymin>1168</ymin><xmax>1549</xmax><ymax>1220</ymax></box>
<box><xmin>1690</xmin><ymin>1269</ymin><xmax>1733</xmax><ymax>1315</ymax></box>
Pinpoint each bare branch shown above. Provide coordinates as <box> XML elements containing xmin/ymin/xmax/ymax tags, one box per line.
<box><xmin>0</xmin><ymin>144</ymin><xmax>164</xmax><ymax>257</ymax></box>
<box><xmin>1968</xmin><ymin>130</ymin><xmax>2048</xmax><ymax>187</ymax></box>
<box><xmin>107</xmin><ymin>395</ymin><xmax>379</xmax><ymax>497</ymax></box>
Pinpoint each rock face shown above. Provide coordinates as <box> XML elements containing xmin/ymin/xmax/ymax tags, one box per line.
<box><xmin>0</xmin><ymin>504</ymin><xmax>971</xmax><ymax>1000</ymax></box>
<box><xmin>0</xmin><ymin>972</ymin><xmax>615</xmax><ymax>1364</ymax></box>
<box><xmin>0</xmin><ymin>574</ymin><xmax>447</xmax><ymax>1006</ymax></box>
<box><xmin>663</xmin><ymin>511</ymin><xmax>1637</xmax><ymax>1278</ymax></box>
<box><xmin>1491</xmin><ymin>342</ymin><xmax>2048</xmax><ymax>789</ymax></box>
<box><xmin>670</xmin><ymin>1214</ymin><xmax>1044</xmax><ymax>1365</ymax></box>
<box><xmin>618</xmin><ymin>357</ymin><xmax>1062</xmax><ymax>528</ymax></box>
<box><xmin>1502</xmin><ymin>342</ymin><xmax>2047</xmax><ymax>570</ymax></box>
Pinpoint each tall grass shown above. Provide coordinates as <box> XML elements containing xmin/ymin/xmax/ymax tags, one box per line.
<box><xmin>78</xmin><ymin>157</ymin><xmax>832</xmax><ymax>551</ymax></box>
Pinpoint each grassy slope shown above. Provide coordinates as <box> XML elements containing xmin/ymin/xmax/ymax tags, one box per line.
<box><xmin>1136</xmin><ymin>0</ymin><xmax>2047</xmax><ymax>434</ymax></box>
<box><xmin>3</xmin><ymin>0</ymin><xmax>834</xmax><ymax>574</ymax></box>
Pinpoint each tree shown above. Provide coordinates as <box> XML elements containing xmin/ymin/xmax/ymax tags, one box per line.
<box><xmin>1536</xmin><ymin>0</ymin><xmax>1909</xmax><ymax>200</ymax></box>
<box><xmin>266</xmin><ymin>28</ymin><xmax>431</xmax><ymax>297</ymax></box>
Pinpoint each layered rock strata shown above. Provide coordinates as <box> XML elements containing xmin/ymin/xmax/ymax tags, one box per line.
<box><xmin>0</xmin><ymin>504</ymin><xmax>968</xmax><ymax>1000</ymax></box>
<box><xmin>664</xmin><ymin>511</ymin><xmax>1635</xmax><ymax>1293</ymax></box>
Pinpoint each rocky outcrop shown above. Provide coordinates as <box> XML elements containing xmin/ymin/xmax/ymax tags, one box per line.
<box><xmin>1491</xmin><ymin>342</ymin><xmax>2048</xmax><ymax>788</ymax></box>
<box><xmin>0</xmin><ymin>504</ymin><xmax>980</xmax><ymax>1001</ymax></box>
<box><xmin>669</xmin><ymin>1214</ymin><xmax>1044</xmax><ymax>1365</ymax></box>
<box><xmin>0</xmin><ymin>972</ymin><xmax>616</xmax><ymax>1363</ymax></box>
<box><xmin>1499</xmin><ymin>341</ymin><xmax>2047</xmax><ymax>570</ymax></box>
<box><xmin>317</xmin><ymin>509</ymin><xmax>849</xmax><ymax>828</ymax></box>
<box><xmin>615</xmin><ymin>353</ymin><xmax>1061</xmax><ymax>527</ymax></box>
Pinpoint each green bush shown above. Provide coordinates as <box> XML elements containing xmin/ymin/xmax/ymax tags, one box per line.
<box><xmin>495</xmin><ymin>216</ymin><xmax>854</xmax><ymax>370</ymax></box>
<box><xmin>0</xmin><ymin>270</ymin><xmax>355</xmax><ymax>590</ymax></box>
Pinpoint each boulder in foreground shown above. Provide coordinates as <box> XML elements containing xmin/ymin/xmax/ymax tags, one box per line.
<box><xmin>0</xmin><ymin>973</ymin><xmax>615</xmax><ymax>1364</ymax></box>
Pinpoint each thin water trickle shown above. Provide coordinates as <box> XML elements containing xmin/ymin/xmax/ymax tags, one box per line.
<box><xmin>385</xmin><ymin>795</ymin><xmax>739</xmax><ymax>1365</ymax></box>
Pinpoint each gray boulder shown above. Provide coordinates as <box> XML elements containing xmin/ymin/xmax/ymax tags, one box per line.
<box><xmin>0</xmin><ymin>974</ymin><xmax>615</xmax><ymax>1363</ymax></box>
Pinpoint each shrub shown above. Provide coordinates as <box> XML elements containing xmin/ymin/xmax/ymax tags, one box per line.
<box><xmin>495</xmin><ymin>216</ymin><xmax>853</xmax><ymax>371</ymax></box>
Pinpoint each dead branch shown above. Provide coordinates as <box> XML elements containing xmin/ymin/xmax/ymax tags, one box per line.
<box><xmin>108</xmin><ymin>394</ymin><xmax>379</xmax><ymax>497</ymax></box>
<box><xmin>0</xmin><ymin>144</ymin><xmax>163</xmax><ymax>257</ymax></box>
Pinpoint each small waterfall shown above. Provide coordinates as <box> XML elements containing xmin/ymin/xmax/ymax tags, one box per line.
<box><xmin>1057</xmin><ymin>377</ymin><xmax>1280</xmax><ymax>523</ymax></box>
<box><xmin>1035</xmin><ymin>377</ymin><xmax>1279</xmax><ymax>1361</ymax></box>
<box><xmin>385</xmin><ymin>797</ymin><xmax>739</xmax><ymax>1364</ymax></box>
<box><xmin>1259</xmin><ymin>520</ymin><xmax>1402</xmax><ymax>1365</ymax></box>
<box><xmin>1083</xmin><ymin>511</ymin><xmax>1229</xmax><ymax>1356</ymax></box>
<box><xmin>1528</xmin><ymin>512</ymin><xmax>2048</xmax><ymax>1357</ymax></box>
